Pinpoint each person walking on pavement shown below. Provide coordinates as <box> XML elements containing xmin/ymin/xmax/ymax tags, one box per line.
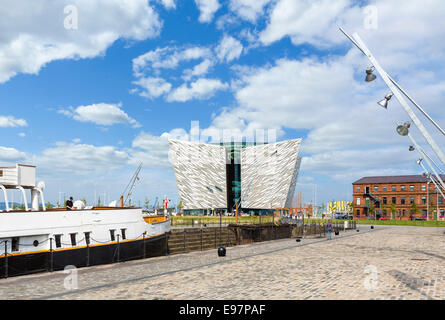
<box><xmin>326</xmin><ymin>220</ymin><xmax>333</xmax><ymax>240</ymax></box>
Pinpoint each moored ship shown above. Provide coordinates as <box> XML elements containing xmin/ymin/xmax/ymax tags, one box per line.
<box><xmin>0</xmin><ymin>164</ymin><xmax>170</xmax><ymax>278</ymax></box>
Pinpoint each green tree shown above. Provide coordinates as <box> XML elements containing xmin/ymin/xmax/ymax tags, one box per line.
<box><xmin>410</xmin><ymin>201</ymin><xmax>419</xmax><ymax>218</ymax></box>
<box><xmin>177</xmin><ymin>200</ymin><xmax>183</xmax><ymax>212</ymax></box>
<box><xmin>97</xmin><ymin>196</ymin><xmax>101</xmax><ymax>207</ymax></box>
<box><xmin>46</xmin><ymin>202</ymin><xmax>53</xmax><ymax>209</ymax></box>
<box><xmin>367</xmin><ymin>202</ymin><xmax>376</xmax><ymax>219</ymax></box>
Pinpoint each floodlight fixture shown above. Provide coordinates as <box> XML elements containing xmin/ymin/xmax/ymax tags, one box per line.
<box><xmin>396</xmin><ymin>123</ymin><xmax>409</xmax><ymax>136</ymax></box>
<box><xmin>365</xmin><ymin>66</ymin><xmax>377</xmax><ymax>82</ymax></box>
<box><xmin>377</xmin><ymin>93</ymin><xmax>393</xmax><ymax>109</ymax></box>
<box><xmin>409</xmin><ymin>145</ymin><xmax>415</xmax><ymax>151</ymax></box>
<box><xmin>416</xmin><ymin>158</ymin><xmax>423</xmax><ymax>165</ymax></box>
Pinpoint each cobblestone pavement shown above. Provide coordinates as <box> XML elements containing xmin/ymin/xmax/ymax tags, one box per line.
<box><xmin>1</xmin><ymin>226</ymin><xmax>445</xmax><ymax>300</ymax></box>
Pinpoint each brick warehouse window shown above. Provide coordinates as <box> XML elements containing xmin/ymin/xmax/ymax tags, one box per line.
<box><xmin>410</xmin><ymin>185</ymin><xmax>414</xmax><ymax>191</ymax></box>
<box><xmin>402</xmin><ymin>210</ymin><xmax>406</xmax><ymax>216</ymax></box>
<box><xmin>410</xmin><ymin>197</ymin><xmax>415</xmax><ymax>204</ymax></box>
<box><xmin>356</xmin><ymin>198</ymin><xmax>361</xmax><ymax>205</ymax></box>
<box><xmin>374</xmin><ymin>186</ymin><xmax>378</xmax><ymax>192</ymax></box>
<box><xmin>401</xmin><ymin>185</ymin><xmax>405</xmax><ymax>191</ymax></box>
<box><xmin>439</xmin><ymin>197</ymin><xmax>443</xmax><ymax>205</ymax></box>
<box><xmin>356</xmin><ymin>187</ymin><xmax>360</xmax><ymax>193</ymax></box>
<box><xmin>356</xmin><ymin>209</ymin><xmax>360</xmax><ymax>217</ymax></box>
<box><xmin>422</xmin><ymin>197</ymin><xmax>426</xmax><ymax>204</ymax></box>
<box><xmin>401</xmin><ymin>197</ymin><xmax>405</xmax><ymax>205</ymax></box>
<box><xmin>383</xmin><ymin>197</ymin><xmax>387</xmax><ymax>205</ymax></box>
<box><xmin>392</xmin><ymin>197</ymin><xmax>396</xmax><ymax>204</ymax></box>
<box><xmin>392</xmin><ymin>186</ymin><xmax>396</xmax><ymax>191</ymax></box>
<box><xmin>421</xmin><ymin>185</ymin><xmax>426</xmax><ymax>191</ymax></box>
<box><xmin>383</xmin><ymin>186</ymin><xmax>387</xmax><ymax>192</ymax></box>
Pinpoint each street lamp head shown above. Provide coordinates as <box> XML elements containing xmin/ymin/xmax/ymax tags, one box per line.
<box><xmin>377</xmin><ymin>93</ymin><xmax>393</xmax><ymax>109</ymax></box>
<box><xmin>416</xmin><ymin>158</ymin><xmax>423</xmax><ymax>165</ymax></box>
<box><xmin>365</xmin><ymin>67</ymin><xmax>376</xmax><ymax>82</ymax></box>
<box><xmin>396</xmin><ymin>123</ymin><xmax>409</xmax><ymax>136</ymax></box>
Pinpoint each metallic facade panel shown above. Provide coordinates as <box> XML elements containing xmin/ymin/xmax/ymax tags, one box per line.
<box><xmin>241</xmin><ymin>139</ymin><xmax>302</xmax><ymax>209</ymax></box>
<box><xmin>168</xmin><ymin>139</ymin><xmax>227</xmax><ymax>210</ymax></box>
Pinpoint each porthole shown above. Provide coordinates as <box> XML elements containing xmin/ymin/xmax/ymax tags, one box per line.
<box><xmin>33</xmin><ymin>240</ymin><xmax>39</xmax><ymax>247</ymax></box>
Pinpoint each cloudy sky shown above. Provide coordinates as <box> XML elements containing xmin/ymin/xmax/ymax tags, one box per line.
<box><xmin>1</xmin><ymin>0</ymin><xmax>445</xmax><ymax>207</ymax></box>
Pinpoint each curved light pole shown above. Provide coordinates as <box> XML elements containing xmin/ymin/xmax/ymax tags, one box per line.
<box><xmin>339</xmin><ymin>28</ymin><xmax>445</xmax><ymax>165</ymax></box>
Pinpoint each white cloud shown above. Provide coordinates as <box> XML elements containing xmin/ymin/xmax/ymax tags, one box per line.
<box><xmin>59</xmin><ymin>103</ymin><xmax>141</xmax><ymax>128</ymax></box>
<box><xmin>130</xmin><ymin>129</ymin><xmax>189</xmax><ymax>168</ymax></box>
<box><xmin>18</xmin><ymin>132</ymin><xmax>26</xmax><ymax>137</ymax></box>
<box><xmin>132</xmin><ymin>46</ymin><xmax>211</xmax><ymax>76</ymax></box>
<box><xmin>194</xmin><ymin>0</ymin><xmax>221</xmax><ymax>23</ymax></box>
<box><xmin>157</xmin><ymin>0</ymin><xmax>176</xmax><ymax>10</ymax></box>
<box><xmin>0</xmin><ymin>115</ymin><xmax>27</xmax><ymax>127</ymax></box>
<box><xmin>259</xmin><ymin>0</ymin><xmax>350</xmax><ymax>46</ymax></box>
<box><xmin>132</xmin><ymin>77</ymin><xmax>172</xmax><ymax>99</ymax></box>
<box><xmin>182</xmin><ymin>59</ymin><xmax>213</xmax><ymax>81</ymax></box>
<box><xmin>35</xmin><ymin>141</ymin><xmax>130</xmax><ymax>175</ymax></box>
<box><xmin>229</xmin><ymin>0</ymin><xmax>272</xmax><ymax>22</ymax></box>
<box><xmin>0</xmin><ymin>146</ymin><xmax>26</xmax><ymax>162</ymax></box>
<box><xmin>215</xmin><ymin>35</ymin><xmax>244</xmax><ymax>63</ymax></box>
<box><xmin>0</xmin><ymin>0</ymin><xmax>162</xmax><ymax>83</ymax></box>
<box><xmin>167</xmin><ymin>78</ymin><xmax>229</xmax><ymax>102</ymax></box>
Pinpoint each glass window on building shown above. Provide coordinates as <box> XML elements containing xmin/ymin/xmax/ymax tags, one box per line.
<box><xmin>383</xmin><ymin>197</ymin><xmax>387</xmax><ymax>205</ymax></box>
<box><xmin>383</xmin><ymin>186</ymin><xmax>387</xmax><ymax>192</ymax></box>
<box><xmin>410</xmin><ymin>185</ymin><xmax>414</xmax><ymax>191</ymax></box>
<box><xmin>356</xmin><ymin>187</ymin><xmax>360</xmax><ymax>193</ymax></box>
<box><xmin>356</xmin><ymin>209</ymin><xmax>360</xmax><ymax>216</ymax></box>
<box><xmin>401</xmin><ymin>185</ymin><xmax>405</xmax><ymax>191</ymax></box>
<box><xmin>410</xmin><ymin>197</ymin><xmax>415</xmax><ymax>204</ymax></box>
<box><xmin>392</xmin><ymin>197</ymin><xmax>396</xmax><ymax>204</ymax></box>
<box><xmin>439</xmin><ymin>197</ymin><xmax>443</xmax><ymax>205</ymax></box>
<box><xmin>402</xmin><ymin>210</ymin><xmax>406</xmax><ymax>216</ymax></box>
<box><xmin>356</xmin><ymin>198</ymin><xmax>360</xmax><ymax>205</ymax></box>
<box><xmin>421</xmin><ymin>185</ymin><xmax>426</xmax><ymax>191</ymax></box>
<box><xmin>374</xmin><ymin>186</ymin><xmax>378</xmax><ymax>192</ymax></box>
<box><xmin>392</xmin><ymin>186</ymin><xmax>396</xmax><ymax>192</ymax></box>
<box><xmin>401</xmin><ymin>197</ymin><xmax>405</xmax><ymax>204</ymax></box>
<box><xmin>441</xmin><ymin>210</ymin><xmax>445</xmax><ymax>217</ymax></box>
<box><xmin>422</xmin><ymin>197</ymin><xmax>426</xmax><ymax>204</ymax></box>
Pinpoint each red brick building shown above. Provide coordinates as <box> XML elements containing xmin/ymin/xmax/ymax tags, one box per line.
<box><xmin>352</xmin><ymin>175</ymin><xmax>445</xmax><ymax>220</ymax></box>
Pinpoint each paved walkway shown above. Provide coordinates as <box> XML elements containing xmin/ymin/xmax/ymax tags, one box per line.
<box><xmin>1</xmin><ymin>225</ymin><xmax>444</xmax><ymax>300</ymax></box>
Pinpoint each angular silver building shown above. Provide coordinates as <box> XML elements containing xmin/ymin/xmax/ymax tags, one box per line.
<box><xmin>168</xmin><ymin>138</ymin><xmax>302</xmax><ymax>214</ymax></box>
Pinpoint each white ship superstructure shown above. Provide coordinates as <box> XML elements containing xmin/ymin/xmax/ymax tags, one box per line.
<box><xmin>0</xmin><ymin>164</ymin><xmax>170</xmax><ymax>278</ymax></box>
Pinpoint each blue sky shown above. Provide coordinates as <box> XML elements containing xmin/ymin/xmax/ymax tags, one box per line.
<box><xmin>1</xmin><ymin>0</ymin><xmax>445</xmax><ymax>207</ymax></box>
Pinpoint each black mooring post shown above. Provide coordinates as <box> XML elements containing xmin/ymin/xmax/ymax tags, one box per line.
<box><xmin>4</xmin><ymin>241</ymin><xmax>8</xmax><ymax>279</ymax></box>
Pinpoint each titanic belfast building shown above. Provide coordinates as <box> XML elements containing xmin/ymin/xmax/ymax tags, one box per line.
<box><xmin>168</xmin><ymin>139</ymin><xmax>302</xmax><ymax>215</ymax></box>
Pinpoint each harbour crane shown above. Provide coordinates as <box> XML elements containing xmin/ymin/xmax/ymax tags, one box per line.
<box><xmin>120</xmin><ymin>162</ymin><xmax>142</xmax><ymax>207</ymax></box>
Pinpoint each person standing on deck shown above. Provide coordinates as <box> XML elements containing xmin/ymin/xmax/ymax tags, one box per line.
<box><xmin>66</xmin><ymin>197</ymin><xmax>74</xmax><ymax>210</ymax></box>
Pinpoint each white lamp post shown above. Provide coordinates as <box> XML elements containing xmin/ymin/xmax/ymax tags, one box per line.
<box><xmin>340</xmin><ymin>28</ymin><xmax>445</xmax><ymax>165</ymax></box>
